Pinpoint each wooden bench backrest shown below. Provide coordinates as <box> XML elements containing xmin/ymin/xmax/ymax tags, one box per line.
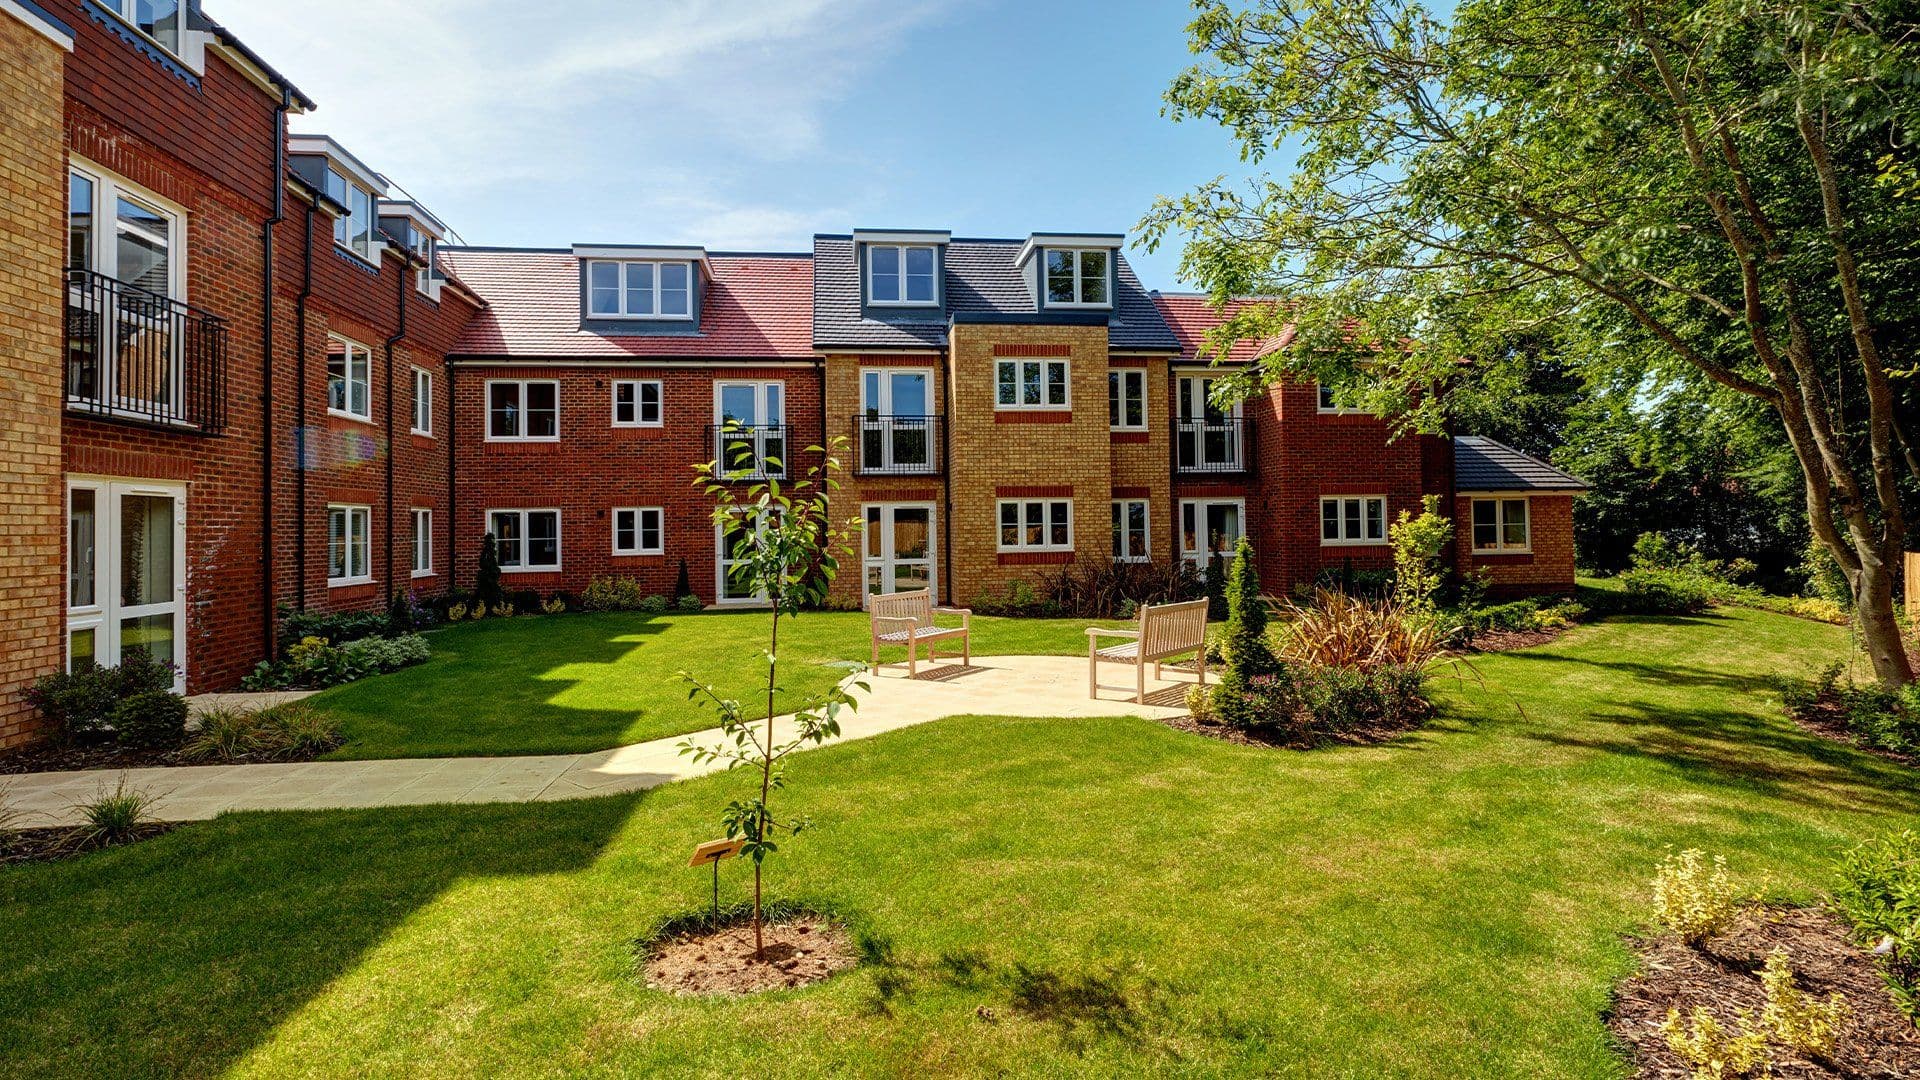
<box><xmin>1137</xmin><ymin>598</ymin><xmax>1210</xmax><ymax>660</ymax></box>
<box><xmin>870</xmin><ymin>589</ymin><xmax>935</xmax><ymax>632</ymax></box>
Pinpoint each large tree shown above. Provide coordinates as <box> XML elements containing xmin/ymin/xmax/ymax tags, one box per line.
<box><xmin>1143</xmin><ymin>0</ymin><xmax>1920</xmax><ymax>685</ymax></box>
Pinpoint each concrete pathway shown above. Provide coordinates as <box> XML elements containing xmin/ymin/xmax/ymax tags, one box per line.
<box><xmin>1</xmin><ymin>655</ymin><xmax>1196</xmax><ymax>828</ymax></box>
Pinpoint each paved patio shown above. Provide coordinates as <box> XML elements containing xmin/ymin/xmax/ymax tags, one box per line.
<box><xmin>1</xmin><ymin>655</ymin><xmax>1197</xmax><ymax>828</ymax></box>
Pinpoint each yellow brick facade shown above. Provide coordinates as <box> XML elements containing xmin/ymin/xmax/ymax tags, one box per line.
<box><xmin>822</xmin><ymin>352</ymin><xmax>948</xmax><ymax>606</ymax></box>
<box><xmin>0</xmin><ymin>13</ymin><xmax>70</xmax><ymax>748</ymax></box>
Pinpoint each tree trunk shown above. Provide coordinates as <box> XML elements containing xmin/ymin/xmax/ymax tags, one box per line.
<box><xmin>754</xmin><ymin>605</ymin><xmax>779</xmax><ymax>961</ymax></box>
<box><xmin>1852</xmin><ymin>554</ymin><xmax>1914</xmax><ymax>688</ymax></box>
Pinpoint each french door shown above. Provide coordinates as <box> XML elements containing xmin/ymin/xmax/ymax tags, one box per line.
<box><xmin>714</xmin><ymin>381</ymin><xmax>786</xmax><ymax>478</ymax></box>
<box><xmin>715</xmin><ymin>509</ymin><xmax>780</xmax><ymax>605</ymax></box>
<box><xmin>862</xmin><ymin>504</ymin><xmax>936</xmax><ymax>603</ymax></box>
<box><xmin>1180</xmin><ymin>499</ymin><xmax>1245</xmax><ymax>576</ymax></box>
<box><xmin>66</xmin><ymin>479</ymin><xmax>187</xmax><ymax>690</ymax></box>
<box><xmin>858</xmin><ymin>369</ymin><xmax>933</xmax><ymax>473</ymax></box>
<box><xmin>1176</xmin><ymin>375</ymin><xmax>1243</xmax><ymax>472</ymax></box>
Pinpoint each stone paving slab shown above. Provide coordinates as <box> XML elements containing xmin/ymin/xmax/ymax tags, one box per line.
<box><xmin>0</xmin><ymin>655</ymin><xmax>1197</xmax><ymax>828</ymax></box>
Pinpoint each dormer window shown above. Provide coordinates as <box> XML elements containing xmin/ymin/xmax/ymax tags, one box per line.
<box><xmin>100</xmin><ymin>0</ymin><xmax>183</xmax><ymax>58</ymax></box>
<box><xmin>868</xmin><ymin>244</ymin><xmax>937</xmax><ymax>305</ymax></box>
<box><xmin>1045</xmin><ymin>249</ymin><xmax>1109</xmax><ymax>307</ymax></box>
<box><xmin>588</xmin><ymin>260</ymin><xmax>692</xmax><ymax>319</ymax></box>
<box><xmin>325</xmin><ymin>168</ymin><xmax>378</xmax><ymax>263</ymax></box>
<box><xmin>410</xmin><ymin>231</ymin><xmax>436</xmax><ymax>294</ymax></box>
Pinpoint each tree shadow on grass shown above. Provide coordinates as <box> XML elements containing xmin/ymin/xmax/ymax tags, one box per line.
<box><xmin>1522</xmin><ymin>696</ymin><xmax>1920</xmax><ymax>815</ymax></box>
<box><xmin>857</xmin><ymin>938</ymin><xmax>1181</xmax><ymax>1060</ymax></box>
<box><xmin>1507</xmin><ymin>652</ymin><xmax>1779</xmax><ymax>695</ymax></box>
<box><xmin>0</xmin><ymin>793</ymin><xmax>642</xmax><ymax>1079</ymax></box>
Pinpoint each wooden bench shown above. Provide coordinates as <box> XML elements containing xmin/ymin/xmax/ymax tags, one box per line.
<box><xmin>1087</xmin><ymin>598</ymin><xmax>1210</xmax><ymax>703</ymax></box>
<box><xmin>869</xmin><ymin>589</ymin><xmax>972</xmax><ymax>676</ymax></box>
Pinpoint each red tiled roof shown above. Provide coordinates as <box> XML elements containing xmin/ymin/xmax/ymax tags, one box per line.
<box><xmin>1151</xmin><ymin>293</ymin><xmax>1294</xmax><ymax>364</ymax></box>
<box><xmin>439</xmin><ymin>248</ymin><xmax>816</xmax><ymax>358</ymax></box>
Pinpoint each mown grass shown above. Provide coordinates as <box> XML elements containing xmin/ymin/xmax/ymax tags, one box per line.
<box><xmin>2</xmin><ymin>607</ymin><xmax>1914</xmax><ymax>1077</ymax></box>
<box><xmin>311</xmin><ymin>611</ymin><xmax>1125</xmax><ymax>759</ymax></box>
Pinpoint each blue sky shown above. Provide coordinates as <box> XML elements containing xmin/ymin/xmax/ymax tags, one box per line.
<box><xmin>214</xmin><ymin>0</ymin><xmax>1262</xmax><ymax>291</ymax></box>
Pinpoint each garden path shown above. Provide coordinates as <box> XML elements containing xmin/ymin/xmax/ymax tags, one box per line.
<box><xmin>2</xmin><ymin>656</ymin><xmax>1193</xmax><ymax>827</ymax></box>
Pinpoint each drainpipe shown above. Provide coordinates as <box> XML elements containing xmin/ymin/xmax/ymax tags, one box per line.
<box><xmin>259</xmin><ymin>87</ymin><xmax>289</xmax><ymax>661</ymax></box>
<box><xmin>446</xmin><ymin>363</ymin><xmax>457</xmax><ymax>591</ymax></box>
<box><xmin>294</xmin><ymin>197</ymin><xmax>315</xmax><ymax>609</ymax></box>
<box><xmin>383</xmin><ymin>243</ymin><xmax>409</xmax><ymax>597</ymax></box>
<box><xmin>938</xmin><ymin>345</ymin><xmax>953</xmax><ymax>606</ymax></box>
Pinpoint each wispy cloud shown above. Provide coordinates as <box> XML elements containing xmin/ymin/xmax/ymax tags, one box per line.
<box><xmin>212</xmin><ymin>0</ymin><xmax>950</xmax><ymax>246</ymax></box>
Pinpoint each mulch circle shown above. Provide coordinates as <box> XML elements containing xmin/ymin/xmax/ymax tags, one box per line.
<box><xmin>643</xmin><ymin>915</ymin><xmax>859</xmax><ymax>996</ymax></box>
<box><xmin>1</xmin><ymin>823</ymin><xmax>177</xmax><ymax>866</ymax></box>
<box><xmin>1610</xmin><ymin>906</ymin><xmax>1920</xmax><ymax>1079</ymax></box>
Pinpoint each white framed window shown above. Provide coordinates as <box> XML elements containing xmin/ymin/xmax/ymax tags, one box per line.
<box><xmin>66</xmin><ymin>479</ymin><xmax>188</xmax><ymax>690</ymax></box>
<box><xmin>410</xmin><ymin>508</ymin><xmax>434</xmax><ymax>577</ymax></box>
<box><xmin>68</xmin><ymin>163</ymin><xmax>185</xmax><ymax>298</ymax></box>
<box><xmin>1180</xmin><ymin>499</ymin><xmax>1246</xmax><ymax>570</ymax></box>
<box><xmin>489</xmin><ymin>509</ymin><xmax>561</xmax><ymax>571</ymax></box>
<box><xmin>327</xmin><ymin>336</ymin><xmax>372</xmax><ymax>421</ymax></box>
<box><xmin>714</xmin><ymin>381</ymin><xmax>787</xmax><ymax>479</ymax></box>
<box><xmin>867</xmin><ymin>244</ymin><xmax>937</xmax><ymax>305</ymax></box>
<box><xmin>612</xmin><ymin>507</ymin><xmax>664</xmax><ymax>555</ymax></box>
<box><xmin>612</xmin><ymin>380</ymin><xmax>663</xmax><ymax>427</ymax></box>
<box><xmin>411</xmin><ymin>231</ymin><xmax>436</xmax><ymax>294</ymax></box>
<box><xmin>995</xmin><ymin>359</ymin><xmax>1070</xmax><ymax>410</ymax></box>
<box><xmin>327</xmin><ymin>504</ymin><xmax>373</xmax><ymax>586</ymax></box>
<box><xmin>586</xmin><ymin>260</ymin><xmax>692</xmax><ymax>319</ymax></box>
<box><xmin>1044</xmin><ymin>248</ymin><xmax>1110</xmax><ymax>307</ymax></box>
<box><xmin>98</xmin><ymin>0</ymin><xmax>185</xmax><ymax>59</ymax></box>
<box><xmin>1317</xmin><ymin>383</ymin><xmax>1367</xmax><ymax>415</ymax></box>
<box><xmin>411</xmin><ymin>367</ymin><xmax>433</xmax><ymax>435</ymax></box>
<box><xmin>997</xmin><ymin>499</ymin><xmax>1073</xmax><ymax>552</ymax></box>
<box><xmin>486</xmin><ymin>380</ymin><xmax>559</xmax><ymax>441</ymax></box>
<box><xmin>1109</xmin><ymin>369</ymin><xmax>1146</xmax><ymax>430</ymax></box>
<box><xmin>1321</xmin><ymin>496</ymin><xmax>1388</xmax><ymax>545</ymax></box>
<box><xmin>1472</xmin><ymin>498</ymin><xmax>1531</xmax><ymax>553</ymax></box>
<box><xmin>1112</xmin><ymin>500</ymin><xmax>1150</xmax><ymax>562</ymax></box>
<box><xmin>324</xmin><ymin>168</ymin><xmax>378</xmax><ymax>262</ymax></box>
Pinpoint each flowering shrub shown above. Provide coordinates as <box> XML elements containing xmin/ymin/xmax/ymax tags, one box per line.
<box><xmin>1652</xmin><ymin>849</ymin><xmax>1740</xmax><ymax>946</ymax></box>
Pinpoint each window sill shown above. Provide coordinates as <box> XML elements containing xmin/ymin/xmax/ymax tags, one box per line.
<box><xmin>328</xmin><ymin>577</ymin><xmax>374</xmax><ymax>589</ymax></box>
<box><xmin>612</xmin><ymin>551</ymin><xmax>666</xmax><ymax>559</ymax></box>
<box><xmin>1473</xmin><ymin>548</ymin><xmax>1533</xmax><ymax>557</ymax></box>
<box><xmin>484</xmin><ymin>436</ymin><xmax>562</xmax><ymax>444</ymax></box>
<box><xmin>332</xmin><ymin>244</ymin><xmax>383</xmax><ymax>271</ymax></box>
<box><xmin>1110</xmin><ymin>430</ymin><xmax>1150</xmax><ymax>444</ymax></box>
<box><xmin>610</xmin><ymin>422</ymin><xmax>665</xmax><ymax>430</ymax></box>
<box><xmin>328</xmin><ymin>409</ymin><xmax>374</xmax><ymax>425</ymax></box>
<box><xmin>1320</xmin><ymin>540</ymin><xmax>1389</xmax><ymax>548</ymax></box>
<box><xmin>867</xmin><ymin>299</ymin><xmax>940</xmax><ymax>309</ymax></box>
<box><xmin>587</xmin><ymin>313</ymin><xmax>694</xmax><ymax>322</ymax></box>
<box><xmin>410</xmin><ymin>570</ymin><xmax>436</xmax><ymax>579</ymax></box>
<box><xmin>501</xmin><ymin>565</ymin><xmax>562</xmax><ymax>574</ymax></box>
<box><xmin>410</xmin><ymin>427</ymin><xmax>433</xmax><ymax>438</ymax></box>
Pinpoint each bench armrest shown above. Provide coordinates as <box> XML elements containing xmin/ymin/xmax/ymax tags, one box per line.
<box><xmin>932</xmin><ymin>606</ymin><xmax>971</xmax><ymax>629</ymax></box>
<box><xmin>1085</xmin><ymin>627</ymin><xmax>1141</xmax><ymax>639</ymax></box>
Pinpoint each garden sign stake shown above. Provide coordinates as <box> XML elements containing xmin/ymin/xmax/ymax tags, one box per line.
<box><xmin>689</xmin><ymin>838</ymin><xmax>745</xmax><ymax>916</ymax></box>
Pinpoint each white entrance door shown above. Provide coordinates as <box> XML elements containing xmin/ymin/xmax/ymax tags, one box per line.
<box><xmin>1176</xmin><ymin>375</ymin><xmax>1243</xmax><ymax>472</ymax></box>
<box><xmin>66</xmin><ymin>479</ymin><xmax>187</xmax><ymax>690</ymax></box>
<box><xmin>862</xmin><ymin>504</ymin><xmax>935</xmax><ymax>603</ymax></box>
<box><xmin>715</xmin><ymin>509</ymin><xmax>780</xmax><ymax>605</ymax></box>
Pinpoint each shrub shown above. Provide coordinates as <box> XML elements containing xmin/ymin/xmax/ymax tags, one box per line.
<box><xmin>1185</xmin><ymin>683</ymin><xmax>1216</xmax><ymax>724</ymax></box>
<box><xmin>276</xmin><ymin>607</ymin><xmax>391</xmax><ymax>651</ymax></box>
<box><xmin>1204</xmin><ymin>548</ymin><xmax>1228</xmax><ymax>621</ymax></box>
<box><xmin>1759</xmin><ymin>948</ymin><xmax>1848</xmax><ymax>1059</ymax></box>
<box><xmin>109</xmin><ymin>690</ymin><xmax>188</xmax><ymax>749</ymax></box>
<box><xmin>1832</xmin><ymin>830</ymin><xmax>1920</xmax><ymax>1020</ymax></box>
<box><xmin>446</xmin><ymin>601</ymin><xmax>469</xmax><ymax>621</ymax></box>
<box><xmin>476</xmin><ymin>532</ymin><xmax>504</xmax><ymax>610</ymax></box>
<box><xmin>1659</xmin><ymin>1006</ymin><xmax>1769</xmax><ymax>1080</ymax></box>
<box><xmin>25</xmin><ymin>664</ymin><xmax>122</xmax><ymax>740</ymax></box>
<box><xmin>1217</xmin><ymin>538</ymin><xmax>1276</xmax><ymax>729</ymax></box>
<box><xmin>1780</xmin><ymin>664</ymin><xmax>1920</xmax><ymax>755</ymax></box>
<box><xmin>342</xmin><ymin>633</ymin><xmax>430</xmax><ymax>676</ymax></box>
<box><xmin>1652</xmin><ymin>849</ymin><xmax>1739</xmax><ymax>946</ymax></box>
<box><xmin>638</xmin><ymin>593</ymin><xmax>669</xmax><ymax>613</ymax></box>
<box><xmin>491</xmin><ymin>601</ymin><xmax>516</xmax><ymax>618</ymax></box>
<box><xmin>183</xmin><ymin>703</ymin><xmax>343</xmax><ymax>762</ymax></box>
<box><xmin>582</xmin><ymin>575</ymin><xmax>648</xmax><ymax>612</ymax></box>
<box><xmin>1618</xmin><ymin>567</ymin><xmax>1716</xmax><ymax>615</ymax></box>
<box><xmin>71</xmin><ymin>779</ymin><xmax>155</xmax><ymax>848</ymax></box>
<box><xmin>1309</xmin><ymin>564</ymin><xmax>1395</xmax><ymax>599</ymax></box>
<box><xmin>1390</xmin><ymin>495</ymin><xmax>1451</xmax><ymax>615</ymax></box>
<box><xmin>1037</xmin><ymin>559</ymin><xmax>1201</xmax><ymax>619</ymax></box>
<box><xmin>673</xmin><ymin>558</ymin><xmax>693</xmax><ymax>602</ymax></box>
<box><xmin>386</xmin><ymin>589</ymin><xmax>438</xmax><ymax>634</ymax></box>
<box><xmin>675</xmin><ymin>593</ymin><xmax>704</xmax><ymax>613</ymax></box>
<box><xmin>1279</xmin><ymin>590</ymin><xmax>1447</xmax><ymax>671</ymax></box>
<box><xmin>182</xmin><ymin>705</ymin><xmax>256</xmax><ymax>761</ymax></box>
<box><xmin>972</xmin><ymin>578</ymin><xmax>1053</xmax><ymax>617</ymax></box>
<box><xmin>540</xmin><ymin>596</ymin><xmax>567</xmax><ymax>615</ymax></box>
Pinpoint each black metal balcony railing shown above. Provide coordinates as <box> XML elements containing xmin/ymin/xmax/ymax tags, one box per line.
<box><xmin>65</xmin><ymin>269</ymin><xmax>228</xmax><ymax>434</ymax></box>
<box><xmin>1175</xmin><ymin>416</ymin><xmax>1251</xmax><ymax>474</ymax></box>
<box><xmin>852</xmin><ymin>414</ymin><xmax>943</xmax><ymax>476</ymax></box>
<box><xmin>708</xmin><ymin>423</ymin><xmax>791</xmax><ymax>480</ymax></box>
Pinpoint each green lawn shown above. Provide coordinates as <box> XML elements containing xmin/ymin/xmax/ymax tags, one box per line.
<box><xmin>311</xmin><ymin>611</ymin><xmax>1126</xmax><ymax>760</ymax></box>
<box><xmin>4</xmin><ymin>608</ymin><xmax>1916</xmax><ymax>1076</ymax></box>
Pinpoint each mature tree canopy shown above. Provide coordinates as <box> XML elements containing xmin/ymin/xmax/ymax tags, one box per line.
<box><xmin>1143</xmin><ymin>0</ymin><xmax>1920</xmax><ymax>683</ymax></box>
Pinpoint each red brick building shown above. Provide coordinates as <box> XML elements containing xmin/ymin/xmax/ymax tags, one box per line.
<box><xmin>0</xmin><ymin>1</ymin><xmax>1582</xmax><ymax>751</ymax></box>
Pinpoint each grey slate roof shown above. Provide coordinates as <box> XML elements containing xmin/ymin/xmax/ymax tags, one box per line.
<box><xmin>1454</xmin><ymin>436</ymin><xmax>1588</xmax><ymax>492</ymax></box>
<box><xmin>812</xmin><ymin>235</ymin><xmax>1181</xmax><ymax>351</ymax></box>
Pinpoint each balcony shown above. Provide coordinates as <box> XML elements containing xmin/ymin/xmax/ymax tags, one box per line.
<box><xmin>708</xmin><ymin>423</ymin><xmax>791</xmax><ymax>480</ymax></box>
<box><xmin>852</xmin><ymin>414</ymin><xmax>943</xmax><ymax>476</ymax></box>
<box><xmin>65</xmin><ymin>269</ymin><xmax>228</xmax><ymax>434</ymax></box>
<box><xmin>1176</xmin><ymin>416</ymin><xmax>1251</xmax><ymax>475</ymax></box>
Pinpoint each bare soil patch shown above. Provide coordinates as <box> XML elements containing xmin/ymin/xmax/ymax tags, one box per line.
<box><xmin>1610</xmin><ymin>906</ymin><xmax>1920</xmax><ymax>1079</ymax></box>
<box><xmin>1</xmin><ymin>824</ymin><xmax>177</xmax><ymax>866</ymax></box>
<box><xmin>643</xmin><ymin>914</ymin><xmax>858</xmax><ymax>996</ymax></box>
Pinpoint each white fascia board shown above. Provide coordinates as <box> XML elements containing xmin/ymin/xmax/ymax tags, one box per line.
<box><xmin>379</xmin><ymin>199</ymin><xmax>449</xmax><ymax>240</ymax></box>
<box><xmin>1015</xmin><ymin>232</ymin><xmax>1126</xmax><ymax>267</ymax></box>
<box><xmin>572</xmin><ymin>244</ymin><xmax>708</xmax><ymax>262</ymax></box>
<box><xmin>3</xmin><ymin>0</ymin><xmax>73</xmax><ymax>49</ymax></box>
<box><xmin>851</xmin><ymin>229</ymin><xmax>951</xmax><ymax>246</ymax></box>
<box><xmin>287</xmin><ymin>133</ymin><xmax>388</xmax><ymax>194</ymax></box>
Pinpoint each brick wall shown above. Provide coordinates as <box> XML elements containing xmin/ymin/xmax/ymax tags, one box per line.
<box><xmin>450</xmin><ymin>362</ymin><xmax>824</xmax><ymax>602</ymax></box>
<box><xmin>0</xmin><ymin>13</ymin><xmax>69</xmax><ymax>749</ymax></box>
<box><xmin>945</xmin><ymin>324</ymin><xmax>1115</xmax><ymax>605</ymax></box>
<box><xmin>1452</xmin><ymin>493</ymin><xmax>1577</xmax><ymax>597</ymax></box>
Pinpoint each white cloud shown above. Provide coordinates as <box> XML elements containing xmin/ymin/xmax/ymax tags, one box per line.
<box><xmin>210</xmin><ymin>0</ymin><xmax>949</xmax><ymax>247</ymax></box>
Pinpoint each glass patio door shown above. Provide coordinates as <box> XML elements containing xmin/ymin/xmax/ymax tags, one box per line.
<box><xmin>859</xmin><ymin>369</ymin><xmax>932</xmax><ymax>472</ymax></box>
<box><xmin>66</xmin><ymin>479</ymin><xmax>186</xmax><ymax>689</ymax></box>
<box><xmin>715</xmin><ymin>381</ymin><xmax>785</xmax><ymax>478</ymax></box>
<box><xmin>862</xmin><ymin>504</ymin><xmax>935</xmax><ymax>602</ymax></box>
<box><xmin>1180</xmin><ymin>500</ymin><xmax>1245</xmax><ymax>576</ymax></box>
<box><xmin>1177</xmin><ymin>375</ymin><xmax>1242</xmax><ymax>471</ymax></box>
